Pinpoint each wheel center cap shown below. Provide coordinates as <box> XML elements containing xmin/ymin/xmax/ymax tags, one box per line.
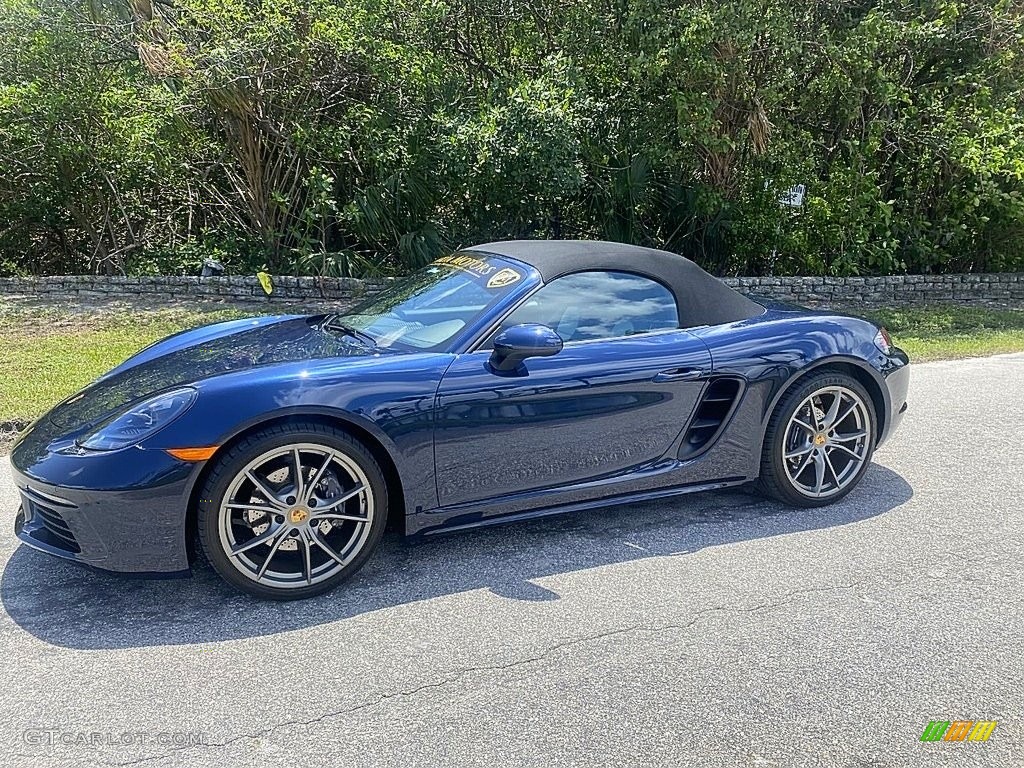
<box><xmin>288</xmin><ymin>507</ymin><xmax>309</xmax><ymax>524</ymax></box>
<box><xmin>814</xmin><ymin>433</ymin><xmax>827</xmax><ymax>447</ymax></box>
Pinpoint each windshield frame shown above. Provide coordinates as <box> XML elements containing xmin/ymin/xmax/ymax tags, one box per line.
<box><xmin>328</xmin><ymin>254</ymin><xmax>539</xmax><ymax>354</ymax></box>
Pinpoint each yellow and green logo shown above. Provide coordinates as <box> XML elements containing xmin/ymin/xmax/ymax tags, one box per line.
<box><xmin>920</xmin><ymin>720</ymin><xmax>997</xmax><ymax>742</ymax></box>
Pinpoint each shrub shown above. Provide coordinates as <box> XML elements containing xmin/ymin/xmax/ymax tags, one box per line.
<box><xmin>0</xmin><ymin>0</ymin><xmax>1021</xmax><ymax>277</ymax></box>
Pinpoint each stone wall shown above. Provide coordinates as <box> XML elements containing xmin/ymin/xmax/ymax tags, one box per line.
<box><xmin>719</xmin><ymin>273</ymin><xmax>1024</xmax><ymax>307</ymax></box>
<box><xmin>0</xmin><ymin>275</ymin><xmax>389</xmax><ymax>308</ymax></box>
<box><xmin>0</xmin><ymin>272</ymin><xmax>1022</xmax><ymax>309</ymax></box>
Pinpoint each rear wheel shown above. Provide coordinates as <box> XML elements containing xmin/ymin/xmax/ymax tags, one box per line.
<box><xmin>197</xmin><ymin>422</ymin><xmax>388</xmax><ymax>600</ymax></box>
<box><xmin>759</xmin><ymin>373</ymin><xmax>875</xmax><ymax>507</ymax></box>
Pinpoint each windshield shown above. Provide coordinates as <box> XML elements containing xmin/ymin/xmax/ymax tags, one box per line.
<box><xmin>329</xmin><ymin>253</ymin><xmax>528</xmax><ymax>351</ymax></box>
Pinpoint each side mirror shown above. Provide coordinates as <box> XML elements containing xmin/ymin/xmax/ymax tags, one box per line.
<box><xmin>489</xmin><ymin>324</ymin><xmax>563</xmax><ymax>372</ymax></box>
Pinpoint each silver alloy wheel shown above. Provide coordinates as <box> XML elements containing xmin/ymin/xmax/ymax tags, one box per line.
<box><xmin>217</xmin><ymin>442</ymin><xmax>375</xmax><ymax>588</ymax></box>
<box><xmin>782</xmin><ymin>385</ymin><xmax>871</xmax><ymax>499</ymax></box>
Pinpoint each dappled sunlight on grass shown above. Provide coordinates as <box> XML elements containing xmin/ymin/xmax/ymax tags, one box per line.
<box><xmin>0</xmin><ymin>307</ymin><xmax>255</xmax><ymax>424</ymax></box>
<box><xmin>863</xmin><ymin>304</ymin><xmax>1024</xmax><ymax>362</ymax></box>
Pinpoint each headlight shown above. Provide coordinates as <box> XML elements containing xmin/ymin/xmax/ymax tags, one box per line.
<box><xmin>79</xmin><ymin>388</ymin><xmax>197</xmax><ymax>451</ymax></box>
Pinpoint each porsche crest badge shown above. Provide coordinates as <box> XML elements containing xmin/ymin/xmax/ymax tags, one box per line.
<box><xmin>487</xmin><ymin>268</ymin><xmax>522</xmax><ymax>289</ymax></box>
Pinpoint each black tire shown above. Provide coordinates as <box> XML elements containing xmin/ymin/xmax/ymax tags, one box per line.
<box><xmin>758</xmin><ymin>371</ymin><xmax>876</xmax><ymax>507</ymax></box>
<box><xmin>197</xmin><ymin>421</ymin><xmax>388</xmax><ymax>600</ymax></box>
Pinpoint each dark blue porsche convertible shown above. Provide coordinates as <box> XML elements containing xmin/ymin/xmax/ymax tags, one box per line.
<box><xmin>11</xmin><ymin>240</ymin><xmax>909</xmax><ymax>599</ymax></box>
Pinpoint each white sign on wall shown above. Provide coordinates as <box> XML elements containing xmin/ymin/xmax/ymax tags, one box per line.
<box><xmin>778</xmin><ymin>184</ymin><xmax>806</xmax><ymax>208</ymax></box>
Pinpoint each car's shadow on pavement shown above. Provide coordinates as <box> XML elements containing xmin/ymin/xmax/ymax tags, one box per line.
<box><xmin>2</xmin><ymin>464</ymin><xmax>912</xmax><ymax>649</ymax></box>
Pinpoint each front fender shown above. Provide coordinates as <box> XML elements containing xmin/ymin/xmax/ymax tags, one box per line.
<box><xmin>143</xmin><ymin>352</ymin><xmax>455</xmax><ymax>517</ymax></box>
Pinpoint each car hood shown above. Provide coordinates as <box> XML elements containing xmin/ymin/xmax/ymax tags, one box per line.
<box><xmin>43</xmin><ymin>315</ymin><xmax>378</xmax><ymax>434</ymax></box>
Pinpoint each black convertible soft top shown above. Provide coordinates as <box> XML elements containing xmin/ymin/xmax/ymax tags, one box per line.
<box><xmin>467</xmin><ymin>240</ymin><xmax>763</xmax><ymax>327</ymax></box>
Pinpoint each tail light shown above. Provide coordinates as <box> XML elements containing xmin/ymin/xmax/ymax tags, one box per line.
<box><xmin>874</xmin><ymin>327</ymin><xmax>893</xmax><ymax>355</ymax></box>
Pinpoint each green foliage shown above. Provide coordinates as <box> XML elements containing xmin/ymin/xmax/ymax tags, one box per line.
<box><xmin>0</xmin><ymin>0</ymin><xmax>1022</xmax><ymax>277</ymax></box>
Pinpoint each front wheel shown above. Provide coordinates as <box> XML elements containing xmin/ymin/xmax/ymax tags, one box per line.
<box><xmin>758</xmin><ymin>373</ymin><xmax>876</xmax><ymax>507</ymax></box>
<box><xmin>197</xmin><ymin>422</ymin><xmax>388</xmax><ymax>600</ymax></box>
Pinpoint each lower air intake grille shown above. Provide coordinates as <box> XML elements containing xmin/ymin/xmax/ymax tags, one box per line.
<box><xmin>680</xmin><ymin>378</ymin><xmax>742</xmax><ymax>458</ymax></box>
<box><xmin>22</xmin><ymin>490</ymin><xmax>81</xmax><ymax>553</ymax></box>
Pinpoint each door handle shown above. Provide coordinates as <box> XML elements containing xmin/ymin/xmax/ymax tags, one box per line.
<box><xmin>654</xmin><ymin>367</ymin><xmax>708</xmax><ymax>382</ymax></box>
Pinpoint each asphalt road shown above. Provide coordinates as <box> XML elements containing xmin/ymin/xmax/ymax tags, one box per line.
<box><xmin>0</xmin><ymin>354</ymin><xmax>1021</xmax><ymax>768</ymax></box>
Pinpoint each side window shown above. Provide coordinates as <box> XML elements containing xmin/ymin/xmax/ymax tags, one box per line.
<box><xmin>494</xmin><ymin>271</ymin><xmax>678</xmax><ymax>344</ymax></box>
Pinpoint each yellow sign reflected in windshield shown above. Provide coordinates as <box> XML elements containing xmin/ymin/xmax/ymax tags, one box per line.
<box><xmin>432</xmin><ymin>253</ymin><xmax>497</xmax><ymax>277</ymax></box>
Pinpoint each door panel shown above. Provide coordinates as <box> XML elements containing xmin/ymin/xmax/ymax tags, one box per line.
<box><xmin>433</xmin><ymin>331</ymin><xmax>713</xmax><ymax>509</ymax></box>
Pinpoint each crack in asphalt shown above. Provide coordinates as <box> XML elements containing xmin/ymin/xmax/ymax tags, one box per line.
<box><xmin>102</xmin><ymin>581</ymin><xmax>863</xmax><ymax>767</ymax></box>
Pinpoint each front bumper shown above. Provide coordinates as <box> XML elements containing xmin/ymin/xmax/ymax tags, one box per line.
<box><xmin>10</xmin><ymin>431</ymin><xmax>199</xmax><ymax>575</ymax></box>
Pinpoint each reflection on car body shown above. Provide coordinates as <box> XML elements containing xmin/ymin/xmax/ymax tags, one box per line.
<box><xmin>11</xmin><ymin>240</ymin><xmax>909</xmax><ymax>600</ymax></box>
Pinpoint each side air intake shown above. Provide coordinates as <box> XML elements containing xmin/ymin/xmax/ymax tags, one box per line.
<box><xmin>680</xmin><ymin>378</ymin><xmax>742</xmax><ymax>457</ymax></box>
